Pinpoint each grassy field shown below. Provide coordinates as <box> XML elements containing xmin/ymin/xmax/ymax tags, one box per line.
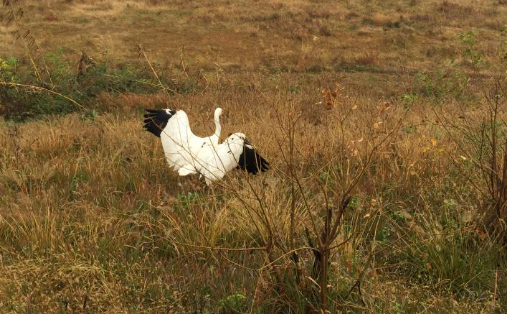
<box><xmin>1</xmin><ymin>0</ymin><xmax>507</xmax><ymax>313</ymax></box>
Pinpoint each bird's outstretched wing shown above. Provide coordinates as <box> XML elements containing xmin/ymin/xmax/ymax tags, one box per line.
<box><xmin>237</xmin><ymin>140</ymin><xmax>270</xmax><ymax>174</ymax></box>
<box><xmin>143</xmin><ymin>109</ymin><xmax>176</xmax><ymax>137</ymax></box>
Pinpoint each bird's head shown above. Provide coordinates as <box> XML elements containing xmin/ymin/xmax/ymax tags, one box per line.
<box><xmin>215</xmin><ymin>107</ymin><xmax>229</xmax><ymax>125</ymax></box>
<box><xmin>226</xmin><ymin>132</ymin><xmax>247</xmax><ymax>144</ymax></box>
<box><xmin>214</xmin><ymin>108</ymin><xmax>223</xmax><ymax>120</ymax></box>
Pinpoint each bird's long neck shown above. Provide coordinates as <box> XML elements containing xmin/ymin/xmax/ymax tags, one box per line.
<box><xmin>213</xmin><ymin>112</ymin><xmax>221</xmax><ymax>138</ymax></box>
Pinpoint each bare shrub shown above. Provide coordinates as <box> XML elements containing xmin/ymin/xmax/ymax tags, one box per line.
<box><xmin>437</xmin><ymin>80</ymin><xmax>507</xmax><ymax>241</ymax></box>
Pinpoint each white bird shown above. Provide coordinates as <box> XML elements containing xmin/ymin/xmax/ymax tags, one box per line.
<box><xmin>143</xmin><ymin>108</ymin><xmax>269</xmax><ymax>185</ymax></box>
<box><xmin>143</xmin><ymin>108</ymin><xmax>222</xmax><ymax>173</ymax></box>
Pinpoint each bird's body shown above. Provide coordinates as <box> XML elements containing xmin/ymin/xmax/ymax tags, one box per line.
<box><xmin>143</xmin><ymin>108</ymin><xmax>269</xmax><ymax>185</ymax></box>
<box><xmin>143</xmin><ymin>108</ymin><xmax>222</xmax><ymax>175</ymax></box>
<box><xmin>197</xmin><ymin>133</ymin><xmax>269</xmax><ymax>185</ymax></box>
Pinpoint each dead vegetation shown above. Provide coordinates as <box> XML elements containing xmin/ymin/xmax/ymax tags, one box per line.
<box><xmin>1</xmin><ymin>0</ymin><xmax>507</xmax><ymax>313</ymax></box>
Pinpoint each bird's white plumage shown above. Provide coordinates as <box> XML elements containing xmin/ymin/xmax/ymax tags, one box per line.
<box><xmin>209</xmin><ymin>108</ymin><xmax>223</xmax><ymax>147</ymax></box>
<box><xmin>160</xmin><ymin>108</ymin><xmax>222</xmax><ymax>175</ymax></box>
<box><xmin>197</xmin><ymin>133</ymin><xmax>246</xmax><ymax>185</ymax></box>
<box><xmin>144</xmin><ymin>108</ymin><xmax>268</xmax><ymax>185</ymax></box>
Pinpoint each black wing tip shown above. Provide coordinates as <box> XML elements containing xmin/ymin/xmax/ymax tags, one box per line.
<box><xmin>260</xmin><ymin>158</ymin><xmax>270</xmax><ymax>172</ymax></box>
<box><xmin>238</xmin><ymin>145</ymin><xmax>270</xmax><ymax>175</ymax></box>
<box><xmin>144</xmin><ymin>108</ymin><xmax>176</xmax><ymax>116</ymax></box>
<box><xmin>143</xmin><ymin>108</ymin><xmax>175</xmax><ymax>137</ymax></box>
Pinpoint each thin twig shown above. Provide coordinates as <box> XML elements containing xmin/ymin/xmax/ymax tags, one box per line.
<box><xmin>0</xmin><ymin>81</ymin><xmax>86</xmax><ymax>111</ymax></box>
<box><xmin>137</xmin><ymin>44</ymin><xmax>176</xmax><ymax>95</ymax></box>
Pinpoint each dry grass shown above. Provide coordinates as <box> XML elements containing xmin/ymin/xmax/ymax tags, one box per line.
<box><xmin>1</xmin><ymin>0</ymin><xmax>507</xmax><ymax>312</ymax></box>
<box><xmin>1</xmin><ymin>82</ymin><xmax>506</xmax><ymax>312</ymax></box>
<box><xmin>1</xmin><ymin>0</ymin><xmax>506</xmax><ymax>80</ymax></box>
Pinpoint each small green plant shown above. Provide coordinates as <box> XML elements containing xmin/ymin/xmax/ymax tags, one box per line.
<box><xmin>402</xmin><ymin>93</ymin><xmax>417</xmax><ymax>109</ymax></box>
<box><xmin>176</xmin><ymin>191</ymin><xmax>202</xmax><ymax>209</ymax></box>
<box><xmin>0</xmin><ymin>56</ymin><xmax>19</xmax><ymax>82</ymax></box>
<box><xmin>44</xmin><ymin>48</ymin><xmax>70</xmax><ymax>84</ymax></box>
<box><xmin>412</xmin><ymin>70</ymin><xmax>470</xmax><ymax>103</ymax></box>
<box><xmin>218</xmin><ymin>293</ymin><xmax>248</xmax><ymax>314</ymax></box>
<box><xmin>459</xmin><ymin>31</ymin><xmax>483</xmax><ymax>70</ymax></box>
<box><xmin>392</xmin><ymin>302</ymin><xmax>405</xmax><ymax>314</ymax></box>
<box><xmin>409</xmin><ymin>30</ymin><xmax>488</xmax><ymax>105</ymax></box>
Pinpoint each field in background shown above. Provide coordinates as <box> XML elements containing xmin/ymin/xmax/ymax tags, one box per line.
<box><xmin>1</xmin><ymin>0</ymin><xmax>507</xmax><ymax>313</ymax></box>
<box><xmin>1</xmin><ymin>0</ymin><xmax>507</xmax><ymax>96</ymax></box>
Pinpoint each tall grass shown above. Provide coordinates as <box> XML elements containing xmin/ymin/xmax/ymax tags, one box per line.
<box><xmin>1</xmin><ymin>75</ymin><xmax>506</xmax><ymax>312</ymax></box>
<box><xmin>1</xmin><ymin>0</ymin><xmax>507</xmax><ymax>313</ymax></box>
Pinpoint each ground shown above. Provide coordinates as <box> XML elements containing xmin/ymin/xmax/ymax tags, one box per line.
<box><xmin>0</xmin><ymin>0</ymin><xmax>507</xmax><ymax>313</ymax></box>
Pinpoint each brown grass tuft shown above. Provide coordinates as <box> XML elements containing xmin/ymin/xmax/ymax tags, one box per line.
<box><xmin>2</xmin><ymin>0</ymin><xmax>507</xmax><ymax>312</ymax></box>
